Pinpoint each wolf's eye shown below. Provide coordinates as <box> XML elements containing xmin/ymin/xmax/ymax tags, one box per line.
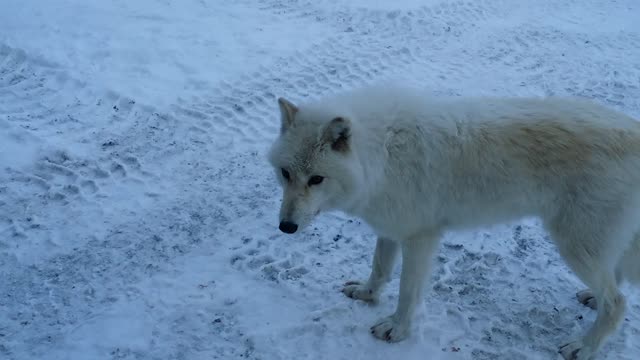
<box><xmin>281</xmin><ymin>168</ymin><xmax>291</xmax><ymax>181</ymax></box>
<box><xmin>308</xmin><ymin>175</ymin><xmax>324</xmax><ymax>186</ymax></box>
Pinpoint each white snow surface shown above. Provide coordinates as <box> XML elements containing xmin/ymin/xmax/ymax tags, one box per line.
<box><xmin>1</xmin><ymin>0</ymin><xmax>640</xmax><ymax>359</ymax></box>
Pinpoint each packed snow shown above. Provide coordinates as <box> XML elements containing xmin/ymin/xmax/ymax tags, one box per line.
<box><xmin>1</xmin><ymin>0</ymin><xmax>639</xmax><ymax>359</ymax></box>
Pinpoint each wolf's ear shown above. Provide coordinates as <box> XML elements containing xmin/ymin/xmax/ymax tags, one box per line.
<box><xmin>323</xmin><ymin>117</ymin><xmax>351</xmax><ymax>152</ymax></box>
<box><xmin>278</xmin><ymin>97</ymin><xmax>298</xmax><ymax>133</ymax></box>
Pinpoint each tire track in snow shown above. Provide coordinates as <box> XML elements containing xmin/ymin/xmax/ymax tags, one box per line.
<box><xmin>0</xmin><ymin>42</ymin><xmax>281</xmax><ymax>359</ymax></box>
<box><xmin>184</xmin><ymin>0</ymin><xmax>639</xmax><ymax>151</ymax></box>
<box><xmin>176</xmin><ymin>0</ymin><xmax>520</xmax><ymax>149</ymax></box>
<box><xmin>0</xmin><ymin>45</ymin><xmax>203</xmax><ymax>359</ymax></box>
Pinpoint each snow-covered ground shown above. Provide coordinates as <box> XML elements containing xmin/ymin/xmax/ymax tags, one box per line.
<box><xmin>1</xmin><ymin>0</ymin><xmax>639</xmax><ymax>359</ymax></box>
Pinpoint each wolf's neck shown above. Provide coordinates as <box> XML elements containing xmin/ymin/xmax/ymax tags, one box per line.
<box><xmin>346</xmin><ymin>116</ymin><xmax>457</xmax><ymax>223</ymax></box>
<box><xmin>345</xmin><ymin>123</ymin><xmax>393</xmax><ymax>215</ymax></box>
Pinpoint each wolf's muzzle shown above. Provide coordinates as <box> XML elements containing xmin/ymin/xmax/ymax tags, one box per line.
<box><xmin>279</xmin><ymin>221</ymin><xmax>298</xmax><ymax>234</ymax></box>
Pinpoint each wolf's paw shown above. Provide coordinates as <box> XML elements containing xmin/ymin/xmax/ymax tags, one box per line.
<box><xmin>370</xmin><ymin>316</ymin><xmax>409</xmax><ymax>342</ymax></box>
<box><xmin>559</xmin><ymin>340</ymin><xmax>594</xmax><ymax>360</ymax></box>
<box><xmin>576</xmin><ymin>289</ymin><xmax>597</xmax><ymax>310</ymax></box>
<box><xmin>342</xmin><ymin>281</ymin><xmax>377</xmax><ymax>302</ymax></box>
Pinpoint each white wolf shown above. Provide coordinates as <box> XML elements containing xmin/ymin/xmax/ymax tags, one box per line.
<box><xmin>267</xmin><ymin>85</ymin><xmax>640</xmax><ymax>360</ymax></box>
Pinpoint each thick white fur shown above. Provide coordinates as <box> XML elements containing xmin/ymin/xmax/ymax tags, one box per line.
<box><xmin>267</xmin><ymin>85</ymin><xmax>640</xmax><ymax>360</ymax></box>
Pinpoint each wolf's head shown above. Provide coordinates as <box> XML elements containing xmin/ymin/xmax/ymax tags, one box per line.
<box><xmin>268</xmin><ymin>97</ymin><xmax>364</xmax><ymax>234</ymax></box>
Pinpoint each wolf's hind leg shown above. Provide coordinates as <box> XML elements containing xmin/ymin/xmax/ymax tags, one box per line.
<box><xmin>616</xmin><ymin>232</ymin><xmax>640</xmax><ymax>284</ymax></box>
<box><xmin>576</xmin><ymin>268</ymin><xmax>623</xmax><ymax>310</ymax></box>
<box><xmin>548</xmin><ymin>215</ymin><xmax>627</xmax><ymax>360</ymax></box>
<box><xmin>576</xmin><ymin>230</ymin><xmax>640</xmax><ymax>310</ymax></box>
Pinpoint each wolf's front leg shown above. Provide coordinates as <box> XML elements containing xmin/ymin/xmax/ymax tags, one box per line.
<box><xmin>342</xmin><ymin>236</ymin><xmax>399</xmax><ymax>302</ymax></box>
<box><xmin>370</xmin><ymin>233</ymin><xmax>440</xmax><ymax>342</ymax></box>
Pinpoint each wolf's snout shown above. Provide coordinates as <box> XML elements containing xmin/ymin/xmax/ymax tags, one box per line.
<box><xmin>279</xmin><ymin>221</ymin><xmax>298</xmax><ymax>234</ymax></box>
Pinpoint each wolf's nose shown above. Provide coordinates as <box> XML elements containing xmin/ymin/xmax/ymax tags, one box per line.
<box><xmin>279</xmin><ymin>221</ymin><xmax>298</xmax><ymax>234</ymax></box>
